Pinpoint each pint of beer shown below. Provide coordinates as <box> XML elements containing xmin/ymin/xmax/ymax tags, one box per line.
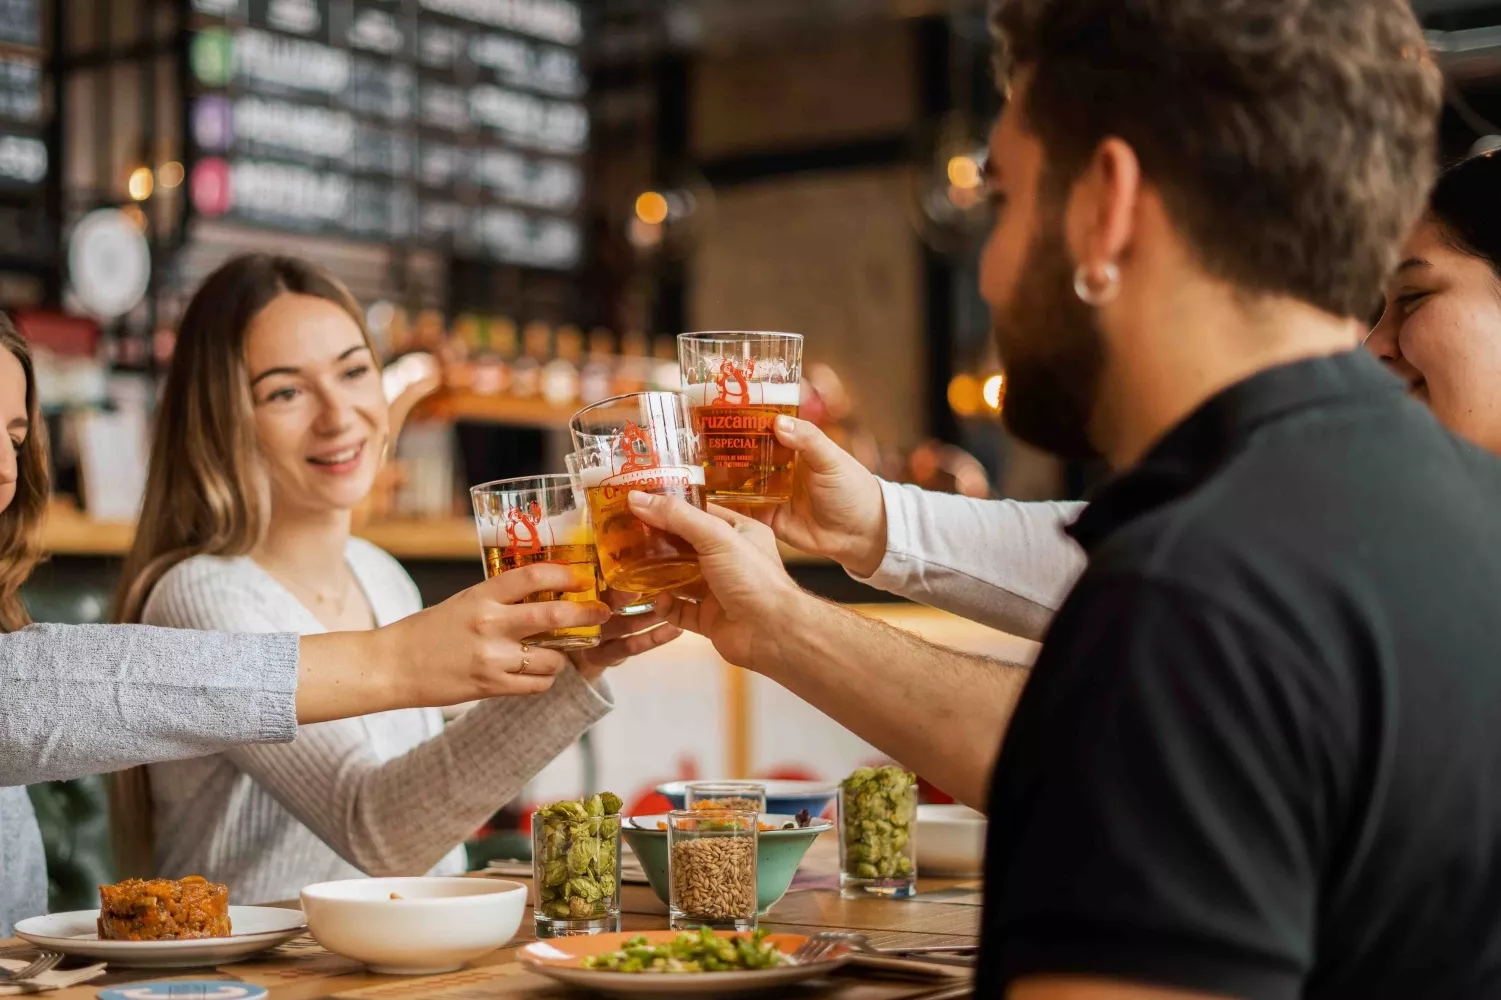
<box><xmin>564</xmin><ymin>451</ymin><xmax>658</xmax><ymax>616</ymax></box>
<box><xmin>570</xmin><ymin>391</ymin><xmax>706</xmax><ymax>594</ymax></box>
<box><xmin>470</xmin><ymin>474</ymin><xmax>602</xmax><ymax>650</ymax></box>
<box><xmin>677</xmin><ymin>332</ymin><xmax>803</xmax><ymax>505</ymax></box>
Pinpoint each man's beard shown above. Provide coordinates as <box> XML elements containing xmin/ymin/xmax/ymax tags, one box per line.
<box><xmin>991</xmin><ymin>213</ymin><xmax>1108</xmax><ymax>463</ymax></box>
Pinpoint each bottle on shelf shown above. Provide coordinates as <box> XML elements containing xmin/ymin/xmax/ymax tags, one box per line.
<box><xmin>613</xmin><ymin>330</ymin><xmax>650</xmax><ymax>396</ymax></box>
<box><xmin>651</xmin><ymin>335</ymin><xmax>681</xmax><ymax>392</ymax></box>
<box><xmin>387</xmin><ymin>307</ymin><xmax>414</xmax><ymax>355</ymax></box>
<box><xmin>512</xmin><ymin>321</ymin><xmax>550</xmax><ymax>399</ymax></box>
<box><xmin>543</xmin><ymin>324</ymin><xmax>583</xmax><ymax>407</ymax></box>
<box><xmin>444</xmin><ymin>314</ymin><xmax>479</xmax><ymax>392</ymax></box>
<box><xmin>580</xmin><ymin>328</ymin><xmax>616</xmax><ymax>404</ymax></box>
<box><xmin>473</xmin><ymin>316</ymin><xmax>516</xmax><ymax>397</ymax></box>
<box><xmin>414</xmin><ymin>309</ymin><xmax>447</xmax><ymax>354</ymax></box>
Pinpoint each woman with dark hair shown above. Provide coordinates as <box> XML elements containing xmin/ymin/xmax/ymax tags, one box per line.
<box><xmin>113</xmin><ymin>254</ymin><xmax>675</xmax><ymax>903</ymax></box>
<box><xmin>0</xmin><ymin>309</ymin><xmax>618</xmax><ymax>934</ymax></box>
<box><xmin>1365</xmin><ymin>150</ymin><xmax>1501</xmax><ymax>452</ymax></box>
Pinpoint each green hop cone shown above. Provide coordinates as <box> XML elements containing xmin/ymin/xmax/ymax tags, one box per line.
<box><xmin>600</xmin><ymin>791</ymin><xmax>623</xmax><ymax>815</ymax></box>
<box><xmin>568</xmin><ymin>835</ymin><xmax>599</xmax><ymax>874</ymax></box>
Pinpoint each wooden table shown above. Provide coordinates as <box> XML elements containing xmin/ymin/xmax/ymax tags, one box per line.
<box><xmin>6</xmin><ymin>837</ymin><xmax>978</xmax><ymax>999</ymax></box>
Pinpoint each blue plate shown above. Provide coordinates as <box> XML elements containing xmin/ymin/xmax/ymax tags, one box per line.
<box><xmin>100</xmin><ymin>983</ymin><xmax>267</xmax><ymax>1000</ymax></box>
<box><xmin>654</xmin><ymin>779</ymin><xmax>836</xmax><ymax>818</ymax></box>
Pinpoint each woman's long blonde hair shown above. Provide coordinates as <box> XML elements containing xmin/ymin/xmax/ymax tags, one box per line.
<box><xmin>112</xmin><ymin>254</ymin><xmax>376</xmax><ymax>624</ymax></box>
<box><xmin>0</xmin><ymin>315</ymin><xmax>49</xmax><ymax>632</ymax></box>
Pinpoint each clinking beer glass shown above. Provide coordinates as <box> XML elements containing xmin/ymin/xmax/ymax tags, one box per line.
<box><xmin>569</xmin><ymin>391</ymin><xmax>706</xmax><ymax>594</ymax></box>
<box><xmin>677</xmin><ymin>331</ymin><xmax>803</xmax><ymax>505</ymax></box>
<box><xmin>564</xmin><ymin>450</ymin><xmax>658</xmax><ymax>617</ymax></box>
<box><xmin>470</xmin><ymin>475</ymin><xmax>602</xmax><ymax>650</ymax></box>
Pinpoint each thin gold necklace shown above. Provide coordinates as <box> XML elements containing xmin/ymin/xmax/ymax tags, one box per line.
<box><xmin>268</xmin><ymin>563</ymin><xmax>355</xmax><ymax>618</ymax></box>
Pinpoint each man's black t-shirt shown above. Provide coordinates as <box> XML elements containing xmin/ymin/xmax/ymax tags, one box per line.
<box><xmin>979</xmin><ymin>352</ymin><xmax>1501</xmax><ymax>999</ymax></box>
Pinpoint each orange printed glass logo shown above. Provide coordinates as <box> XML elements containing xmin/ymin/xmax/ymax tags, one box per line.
<box><xmin>503</xmin><ymin>500</ymin><xmax>544</xmax><ymax>553</ymax></box>
<box><xmin>617</xmin><ymin>421</ymin><xmax>658</xmax><ymax>474</ymax></box>
<box><xmin>712</xmin><ymin>358</ymin><xmax>756</xmax><ymax>406</ymax></box>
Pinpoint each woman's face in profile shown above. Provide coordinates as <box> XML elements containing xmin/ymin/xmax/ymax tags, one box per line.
<box><xmin>1367</xmin><ymin>220</ymin><xmax>1501</xmax><ymax>456</ymax></box>
<box><xmin>0</xmin><ymin>348</ymin><xmax>27</xmax><ymax>516</ymax></box>
<box><xmin>243</xmin><ymin>293</ymin><xmax>389</xmax><ymax>517</ymax></box>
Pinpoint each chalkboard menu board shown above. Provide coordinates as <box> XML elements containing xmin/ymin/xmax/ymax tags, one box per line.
<box><xmin>187</xmin><ymin>0</ymin><xmax>586</xmax><ymax>269</ymax></box>
<box><xmin>0</xmin><ymin>0</ymin><xmax>45</xmax><ymax>207</ymax></box>
<box><xmin>0</xmin><ymin>0</ymin><xmax>39</xmax><ymax>47</ymax></box>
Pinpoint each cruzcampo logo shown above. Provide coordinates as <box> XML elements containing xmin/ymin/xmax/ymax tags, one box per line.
<box><xmin>617</xmin><ymin>421</ymin><xmax>657</xmax><ymax>475</ymax></box>
<box><xmin>191</xmin><ymin>29</ymin><xmax>234</xmax><ymax>87</ymax></box>
<box><xmin>712</xmin><ymin>358</ymin><xmax>754</xmax><ymax>406</ymax></box>
<box><xmin>503</xmin><ymin>500</ymin><xmax>543</xmax><ymax>554</ymax></box>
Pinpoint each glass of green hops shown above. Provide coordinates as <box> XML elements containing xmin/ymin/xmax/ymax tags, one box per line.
<box><xmin>837</xmin><ymin>765</ymin><xmax>917</xmax><ymax>898</ymax></box>
<box><xmin>532</xmin><ymin>791</ymin><xmax>624</xmax><ymax>937</ymax></box>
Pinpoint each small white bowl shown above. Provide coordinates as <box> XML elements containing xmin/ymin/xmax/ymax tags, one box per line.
<box><xmin>300</xmin><ymin>877</ymin><xmax>526</xmax><ymax>975</ymax></box>
<box><xmin>916</xmin><ymin>804</ymin><xmax>988</xmax><ymax>876</ymax></box>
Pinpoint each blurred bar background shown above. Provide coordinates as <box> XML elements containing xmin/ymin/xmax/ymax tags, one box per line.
<box><xmin>7</xmin><ymin>0</ymin><xmax>1501</xmax><ymax>905</ymax></box>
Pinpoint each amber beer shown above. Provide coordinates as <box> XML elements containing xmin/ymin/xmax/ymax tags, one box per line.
<box><xmin>686</xmin><ymin>382</ymin><xmax>800</xmax><ymax>504</ymax></box>
<box><xmin>470</xmin><ymin>475</ymin><xmax>603</xmax><ymax>651</ymax></box>
<box><xmin>481</xmin><ymin>541</ymin><xmax>601</xmax><ymax>650</ymax></box>
<box><xmin>580</xmin><ymin>462</ymin><xmax>707</xmax><ymax>593</ymax></box>
<box><xmin>678</xmin><ymin>331</ymin><xmax>804</xmax><ymax>505</ymax></box>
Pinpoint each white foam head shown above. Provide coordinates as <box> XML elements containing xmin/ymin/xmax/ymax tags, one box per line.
<box><xmin>681</xmin><ymin>380</ymin><xmax>801</xmax><ymax>408</ymax></box>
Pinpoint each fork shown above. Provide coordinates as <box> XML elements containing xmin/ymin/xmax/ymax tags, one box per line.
<box><xmin>0</xmin><ymin>951</ymin><xmax>61</xmax><ymax>982</ymax></box>
<box><xmin>788</xmin><ymin>930</ymin><xmax>867</xmax><ymax>964</ymax></box>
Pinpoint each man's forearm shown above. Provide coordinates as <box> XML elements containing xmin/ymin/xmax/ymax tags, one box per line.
<box><xmin>761</xmin><ymin>591</ymin><xmax>1029</xmax><ymax>809</ymax></box>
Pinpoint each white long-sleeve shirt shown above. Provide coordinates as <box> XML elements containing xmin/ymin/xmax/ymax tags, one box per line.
<box><xmin>854</xmin><ymin>480</ymin><xmax>1088</xmax><ymax>640</ymax></box>
<box><xmin>142</xmin><ymin>538</ymin><xmax>612</xmax><ymax>904</ymax></box>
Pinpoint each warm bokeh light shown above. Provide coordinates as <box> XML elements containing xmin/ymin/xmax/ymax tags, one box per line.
<box><xmin>947</xmin><ymin>154</ymin><xmax>982</xmax><ymax>190</ymax></box>
<box><xmin>634</xmin><ymin>190</ymin><xmax>669</xmax><ymax>225</ymax></box>
<box><xmin>947</xmin><ymin>373</ymin><xmax>983</xmax><ymax>417</ymax></box>
<box><xmin>157</xmin><ymin>161</ymin><xmax>185</xmax><ymax>188</ymax></box>
<box><xmin>127</xmin><ymin>166</ymin><xmax>154</xmax><ymax>201</ymax></box>
<box><xmin>120</xmin><ymin>203</ymin><xmax>147</xmax><ymax>230</ymax></box>
<box><xmin>627</xmin><ymin>216</ymin><xmax>663</xmax><ymax>250</ymax></box>
<box><xmin>983</xmin><ymin>373</ymin><xmax>1007</xmax><ymax>411</ymax></box>
<box><xmin>948</xmin><ymin>184</ymin><xmax>982</xmax><ymax>210</ymax></box>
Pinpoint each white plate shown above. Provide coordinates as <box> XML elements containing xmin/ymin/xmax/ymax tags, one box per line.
<box><xmin>14</xmin><ymin>906</ymin><xmax>307</xmax><ymax>968</ymax></box>
<box><xmin>521</xmin><ymin>931</ymin><xmax>849</xmax><ymax>998</ymax></box>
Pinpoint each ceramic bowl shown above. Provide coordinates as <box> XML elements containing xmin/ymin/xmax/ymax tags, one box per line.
<box><xmin>622</xmin><ymin>813</ymin><xmax>832</xmax><ymax>914</ymax></box>
<box><xmin>915</xmin><ymin>804</ymin><xmax>987</xmax><ymax>876</ymax></box>
<box><xmin>300</xmin><ymin>877</ymin><xmax>526</xmax><ymax>975</ymax></box>
<box><xmin>654</xmin><ymin>779</ymin><xmax>836</xmax><ymax>818</ymax></box>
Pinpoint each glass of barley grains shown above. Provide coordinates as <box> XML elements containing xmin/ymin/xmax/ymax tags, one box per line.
<box><xmin>667</xmin><ymin>809</ymin><xmax>758</xmax><ymax>932</ymax></box>
<box><xmin>684</xmin><ymin>781</ymin><xmax>767</xmax><ymax>814</ymax></box>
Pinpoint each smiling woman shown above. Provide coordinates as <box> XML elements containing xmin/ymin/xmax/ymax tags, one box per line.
<box><xmin>1367</xmin><ymin>152</ymin><xmax>1501</xmax><ymax>456</ymax></box>
<box><xmin>104</xmin><ymin>254</ymin><xmax>667</xmax><ymax>905</ymax></box>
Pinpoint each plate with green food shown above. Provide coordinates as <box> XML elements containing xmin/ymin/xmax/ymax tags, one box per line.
<box><xmin>519</xmin><ymin>927</ymin><xmax>850</xmax><ymax>996</ymax></box>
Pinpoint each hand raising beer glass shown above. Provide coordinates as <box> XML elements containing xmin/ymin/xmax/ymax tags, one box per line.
<box><xmin>470</xmin><ymin>475</ymin><xmax>603</xmax><ymax>651</ymax></box>
<box><xmin>678</xmin><ymin>331</ymin><xmax>803</xmax><ymax>505</ymax></box>
<box><xmin>570</xmin><ymin>391</ymin><xmax>707</xmax><ymax>593</ymax></box>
